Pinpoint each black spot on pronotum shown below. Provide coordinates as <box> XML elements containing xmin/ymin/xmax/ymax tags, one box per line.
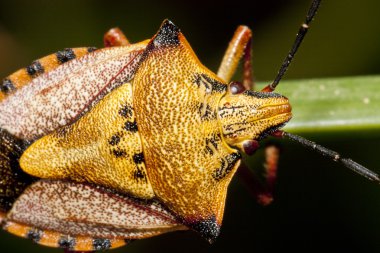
<box><xmin>193</xmin><ymin>74</ymin><xmax>227</xmax><ymax>93</ymax></box>
<box><xmin>198</xmin><ymin>103</ymin><xmax>215</xmax><ymax>120</ymax></box>
<box><xmin>213</xmin><ymin>152</ymin><xmax>241</xmax><ymax>181</ymax></box>
<box><xmin>153</xmin><ymin>19</ymin><xmax>180</xmax><ymax>47</ymax></box>
<box><xmin>205</xmin><ymin>134</ymin><xmax>220</xmax><ymax>155</ymax></box>
<box><xmin>26</xmin><ymin>229</ymin><xmax>42</xmax><ymax>243</ymax></box>
<box><xmin>93</xmin><ymin>238</ymin><xmax>111</xmax><ymax>251</ymax></box>
<box><xmin>141</xmin><ymin>20</ymin><xmax>180</xmax><ymax>61</ymax></box>
<box><xmin>209</xmin><ymin>135</ymin><xmax>219</xmax><ymax>149</ymax></box>
<box><xmin>118</xmin><ymin>104</ymin><xmax>133</xmax><ymax>118</ymax></box>
<box><xmin>26</xmin><ymin>61</ymin><xmax>44</xmax><ymax>77</ymax></box>
<box><xmin>205</xmin><ymin>146</ymin><xmax>213</xmax><ymax>155</ymax></box>
<box><xmin>58</xmin><ymin>236</ymin><xmax>76</xmax><ymax>249</ymax></box>
<box><xmin>56</xmin><ymin>48</ymin><xmax>76</xmax><ymax>64</ymax></box>
<box><xmin>87</xmin><ymin>47</ymin><xmax>98</xmax><ymax>53</ymax></box>
<box><xmin>0</xmin><ymin>79</ymin><xmax>16</xmax><ymax>94</ymax></box>
<box><xmin>109</xmin><ymin>135</ymin><xmax>121</xmax><ymax>146</ymax></box>
<box><xmin>124</xmin><ymin>121</ymin><xmax>138</xmax><ymax>132</ymax></box>
<box><xmin>187</xmin><ymin>216</ymin><xmax>220</xmax><ymax>243</ymax></box>
<box><xmin>133</xmin><ymin>152</ymin><xmax>145</xmax><ymax>164</ymax></box>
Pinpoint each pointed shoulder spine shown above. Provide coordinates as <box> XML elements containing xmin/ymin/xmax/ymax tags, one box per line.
<box><xmin>152</xmin><ymin>19</ymin><xmax>181</xmax><ymax>48</ymax></box>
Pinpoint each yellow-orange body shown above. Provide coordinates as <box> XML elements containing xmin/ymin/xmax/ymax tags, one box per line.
<box><xmin>0</xmin><ymin>20</ymin><xmax>291</xmax><ymax>249</ymax></box>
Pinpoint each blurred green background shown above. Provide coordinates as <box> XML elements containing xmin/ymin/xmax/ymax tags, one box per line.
<box><xmin>1</xmin><ymin>0</ymin><xmax>380</xmax><ymax>252</ymax></box>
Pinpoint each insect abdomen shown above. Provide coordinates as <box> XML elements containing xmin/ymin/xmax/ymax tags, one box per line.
<box><xmin>4</xmin><ymin>180</ymin><xmax>186</xmax><ymax>250</ymax></box>
<box><xmin>0</xmin><ymin>128</ymin><xmax>34</xmax><ymax>214</ymax></box>
<box><xmin>0</xmin><ymin>47</ymin><xmax>96</xmax><ymax>102</ymax></box>
<box><xmin>3</xmin><ymin>221</ymin><xmax>128</xmax><ymax>251</ymax></box>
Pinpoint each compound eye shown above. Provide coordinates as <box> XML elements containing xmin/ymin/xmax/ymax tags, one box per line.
<box><xmin>229</xmin><ymin>81</ymin><xmax>245</xmax><ymax>94</ymax></box>
<box><xmin>242</xmin><ymin>140</ymin><xmax>260</xmax><ymax>155</ymax></box>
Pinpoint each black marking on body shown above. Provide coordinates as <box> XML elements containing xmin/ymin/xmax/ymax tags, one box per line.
<box><xmin>141</xmin><ymin>20</ymin><xmax>180</xmax><ymax>61</ymax></box>
<box><xmin>87</xmin><ymin>47</ymin><xmax>98</xmax><ymax>53</ymax></box>
<box><xmin>205</xmin><ymin>146</ymin><xmax>214</xmax><ymax>155</ymax></box>
<box><xmin>26</xmin><ymin>61</ymin><xmax>44</xmax><ymax>77</ymax></box>
<box><xmin>194</xmin><ymin>74</ymin><xmax>227</xmax><ymax>94</ymax></box>
<box><xmin>204</xmin><ymin>134</ymin><xmax>220</xmax><ymax>155</ymax></box>
<box><xmin>26</xmin><ymin>229</ymin><xmax>42</xmax><ymax>243</ymax></box>
<box><xmin>0</xmin><ymin>128</ymin><xmax>35</xmax><ymax>212</ymax></box>
<box><xmin>244</xmin><ymin>90</ymin><xmax>284</xmax><ymax>99</ymax></box>
<box><xmin>153</xmin><ymin>19</ymin><xmax>180</xmax><ymax>47</ymax></box>
<box><xmin>133</xmin><ymin>167</ymin><xmax>146</xmax><ymax>181</ymax></box>
<box><xmin>1</xmin><ymin>79</ymin><xmax>16</xmax><ymax>94</ymax></box>
<box><xmin>133</xmin><ymin>152</ymin><xmax>145</xmax><ymax>164</ymax></box>
<box><xmin>93</xmin><ymin>238</ymin><xmax>111</xmax><ymax>251</ymax></box>
<box><xmin>198</xmin><ymin>103</ymin><xmax>216</xmax><ymax>120</ymax></box>
<box><xmin>58</xmin><ymin>236</ymin><xmax>76</xmax><ymax>249</ymax></box>
<box><xmin>112</xmin><ymin>148</ymin><xmax>127</xmax><ymax>157</ymax></box>
<box><xmin>213</xmin><ymin>152</ymin><xmax>241</xmax><ymax>181</ymax></box>
<box><xmin>218</xmin><ymin>105</ymin><xmax>245</xmax><ymax>118</ymax></box>
<box><xmin>187</xmin><ymin>216</ymin><xmax>220</xmax><ymax>243</ymax></box>
<box><xmin>109</xmin><ymin>134</ymin><xmax>121</xmax><ymax>146</ymax></box>
<box><xmin>118</xmin><ymin>104</ymin><xmax>133</xmax><ymax>118</ymax></box>
<box><xmin>124</xmin><ymin>120</ymin><xmax>138</xmax><ymax>132</ymax></box>
<box><xmin>56</xmin><ymin>48</ymin><xmax>76</xmax><ymax>64</ymax></box>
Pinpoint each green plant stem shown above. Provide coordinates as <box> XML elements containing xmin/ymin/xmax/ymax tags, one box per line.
<box><xmin>262</xmin><ymin>75</ymin><xmax>380</xmax><ymax>133</ymax></box>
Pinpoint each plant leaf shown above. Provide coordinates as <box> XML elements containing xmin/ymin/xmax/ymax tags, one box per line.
<box><xmin>267</xmin><ymin>75</ymin><xmax>380</xmax><ymax>133</ymax></box>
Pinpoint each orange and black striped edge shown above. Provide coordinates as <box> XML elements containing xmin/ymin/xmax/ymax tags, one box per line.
<box><xmin>3</xmin><ymin>220</ymin><xmax>127</xmax><ymax>251</ymax></box>
<box><xmin>0</xmin><ymin>47</ymin><xmax>97</xmax><ymax>102</ymax></box>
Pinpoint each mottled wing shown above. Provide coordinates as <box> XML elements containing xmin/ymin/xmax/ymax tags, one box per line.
<box><xmin>0</xmin><ymin>47</ymin><xmax>96</xmax><ymax>102</ymax></box>
<box><xmin>4</xmin><ymin>180</ymin><xmax>186</xmax><ymax>251</ymax></box>
<box><xmin>0</xmin><ymin>42</ymin><xmax>148</xmax><ymax>140</ymax></box>
<box><xmin>0</xmin><ymin>42</ymin><xmax>148</xmax><ymax>214</ymax></box>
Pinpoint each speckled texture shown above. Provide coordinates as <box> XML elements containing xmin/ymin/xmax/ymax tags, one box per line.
<box><xmin>20</xmin><ymin>83</ymin><xmax>154</xmax><ymax>199</ymax></box>
<box><xmin>0</xmin><ymin>20</ymin><xmax>294</xmax><ymax>246</ymax></box>
<box><xmin>0</xmin><ymin>43</ymin><xmax>147</xmax><ymax>140</ymax></box>
<box><xmin>0</xmin><ymin>48</ymin><xmax>95</xmax><ymax>102</ymax></box>
<box><xmin>218</xmin><ymin>90</ymin><xmax>291</xmax><ymax>150</ymax></box>
<box><xmin>7</xmin><ymin>180</ymin><xmax>186</xmax><ymax>240</ymax></box>
<box><xmin>133</xmin><ymin>20</ymin><xmax>241</xmax><ymax>231</ymax></box>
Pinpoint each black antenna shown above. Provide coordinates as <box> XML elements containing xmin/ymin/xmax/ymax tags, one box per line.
<box><xmin>263</xmin><ymin>0</ymin><xmax>322</xmax><ymax>92</ymax></box>
<box><xmin>282</xmin><ymin>131</ymin><xmax>380</xmax><ymax>183</ymax></box>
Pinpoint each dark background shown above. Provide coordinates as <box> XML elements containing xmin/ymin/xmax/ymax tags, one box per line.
<box><xmin>1</xmin><ymin>0</ymin><xmax>380</xmax><ymax>252</ymax></box>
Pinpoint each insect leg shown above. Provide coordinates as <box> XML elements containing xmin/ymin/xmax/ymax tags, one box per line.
<box><xmin>259</xmin><ymin>143</ymin><xmax>281</xmax><ymax>205</ymax></box>
<box><xmin>104</xmin><ymin>27</ymin><xmax>130</xmax><ymax>47</ymax></box>
<box><xmin>217</xmin><ymin>26</ymin><xmax>253</xmax><ymax>90</ymax></box>
<box><xmin>237</xmin><ymin>144</ymin><xmax>281</xmax><ymax>206</ymax></box>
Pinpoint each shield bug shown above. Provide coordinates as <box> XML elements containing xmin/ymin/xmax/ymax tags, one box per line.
<box><xmin>0</xmin><ymin>0</ymin><xmax>378</xmax><ymax>251</ymax></box>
